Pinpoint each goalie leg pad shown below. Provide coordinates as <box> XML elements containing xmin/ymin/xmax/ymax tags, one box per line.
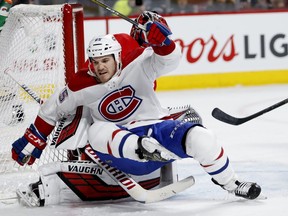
<box><xmin>17</xmin><ymin>160</ymin><xmax>162</xmax><ymax>206</ymax></box>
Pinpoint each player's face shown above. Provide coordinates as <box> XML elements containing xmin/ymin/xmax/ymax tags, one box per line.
<box><xmin>91</xmin><ymin>55</ymin><xmax>116</xmax><ymax>83</ymax></box>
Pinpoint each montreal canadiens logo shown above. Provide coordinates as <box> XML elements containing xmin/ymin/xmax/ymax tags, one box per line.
<box><xmin>98</xmin><ymin>85</ymin><xmax>142</xmax><ymax>122</ymax></box>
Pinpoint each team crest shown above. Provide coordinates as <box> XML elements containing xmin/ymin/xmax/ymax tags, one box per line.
<box><xmin>98</xmin><ymin>85</ymin><xmax>142</xmax><ymax>122</ymax></box>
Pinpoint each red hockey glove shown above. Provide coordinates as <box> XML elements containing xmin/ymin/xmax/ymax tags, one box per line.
<box><xmin>11</xmin><ymin>124</ymin><xmax>47</xmax><ymax>166</ymax></box>
<box><xmin>145</xmin><ymin>21</ymin><xmax>172</xmax><ymax>46</ymax></box>
<box><xmin>130</xmin><ymin>11</ymin><xmax>170</xmax><ymax>47</ymax></box>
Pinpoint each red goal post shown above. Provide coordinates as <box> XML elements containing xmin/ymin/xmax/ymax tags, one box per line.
<box><xmin>63</xmin><ymin>3</ymin><xmax>85</xmax><ymax>83</ymax></box>
<box><xmin>0</xmin><ymin>3</ymin><xmax>85</xmax><ymax>199</ymax></box>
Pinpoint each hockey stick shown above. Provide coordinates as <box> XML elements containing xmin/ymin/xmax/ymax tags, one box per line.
<box><xmin>90</xmin><ymin>0</ymin><xmax>146</xmax><ymax>30</ymax></box>
<box><xmin>4</xmin><ymin>68</ymin><xmax>43</xmax><ymax>104</ymax></box>
<box><xmin>85</xmin><ymin>144</ymin><xmax>195</xmax><ymax>203</ymax></box>
<box><xmin>212</xmin><ymin>98</ymin><xmax>288</xmax><ymax>125</ymax></box>
<box><xmin>0</xmin><ymin>196</ymin><xmax>18</xmax><ymax>205</ymax></box>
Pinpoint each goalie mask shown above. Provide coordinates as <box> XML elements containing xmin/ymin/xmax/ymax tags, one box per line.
<box><xmin>87</xmin><ymin>34</ymin><xmax>122</xmax><ymax>81</ymax></box>
<box><xmin>130</xmin><ymin>11</ymin><xmax>170</xmax><ymax>47</ymax></box>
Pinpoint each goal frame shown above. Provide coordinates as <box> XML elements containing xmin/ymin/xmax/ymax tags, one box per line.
<box><xmin>63</xmin><ymin>3</ymin><xmax>85</xmax><ymax>81</ymax></box>
<box><xmin>0</xmin><ymin>3</ymin><xmax>86</xmax><ymax>199</ymax></box>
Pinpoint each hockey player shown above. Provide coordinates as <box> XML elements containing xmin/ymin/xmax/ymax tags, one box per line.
<box><xmin>12</xmin><ymin>12</ymin><xmax>261</xmax><ymax>206</ymax></box>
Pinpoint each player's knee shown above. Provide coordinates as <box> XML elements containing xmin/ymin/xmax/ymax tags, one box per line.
<box><xmin>185</xmin><ymin>126</ymin><xmax>221</xmax><ymax>164</ymax></box>
<box><xmin>88</xmin><ymin>121</ymin><xmax>119</xmax><ymax>153</ymax></box>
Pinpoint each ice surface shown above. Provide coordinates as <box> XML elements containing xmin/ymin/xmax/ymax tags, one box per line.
<box><xmin>1</xmin><ymin>84</ymin><xmax>288</xmax><ymax>215</ymax></box>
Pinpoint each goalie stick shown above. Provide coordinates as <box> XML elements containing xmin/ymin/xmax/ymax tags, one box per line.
<box><xmin>85</xmin><ymin>144</ymin><xmax>195</xmax><ymax>203</ymax></box>
<box><xmin>4</xmin><ymin>68</ymin><xmax>43</xmax><ymax>104</ymax></box>
<box><xmin>212</xmin><ymin>97</ymin><xmax>288</xmax><ymax>125</ymax></box>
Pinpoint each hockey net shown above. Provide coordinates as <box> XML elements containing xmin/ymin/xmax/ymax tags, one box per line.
<box><xmin>0</xmin><ymin>4</ymin><xmax>85</xmax><ymax>199</ymax></box>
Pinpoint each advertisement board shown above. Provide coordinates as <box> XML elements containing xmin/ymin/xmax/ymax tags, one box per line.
<box><xmin>84</xmin><ymin>11</ymin><xmax>288</xmax><ymax>90</ymax></box>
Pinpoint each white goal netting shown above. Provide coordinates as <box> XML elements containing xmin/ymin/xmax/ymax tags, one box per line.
<box><xmin>0</xmin><ymin>4</ymin><xmax>84</xmax><ymax>199</ymax></box>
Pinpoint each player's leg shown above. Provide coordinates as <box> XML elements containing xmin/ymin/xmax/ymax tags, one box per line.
<box><xmin>184</xmin><ymin>126</ymin><xmax>261</xmax><ymax>200</ymax></box>
<box><xmin>88</xmin><ymin>120</ymin><xmax>178</xmax><ymax>163</ymax></box>
<box><xmin>145</xmin><ymin>120</ymin><xmax>261</xmax><ymax>200</ymax></box>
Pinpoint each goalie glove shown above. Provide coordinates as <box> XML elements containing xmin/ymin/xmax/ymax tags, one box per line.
<box><xmin>12</xmin><ymin>124</ymin><xmax>47</xmax><ymax>166</ymax></box>
<box><xmin>168</xmin><ymin>105</ymin><xmax>203</xmax><ymax>125</ymax></box>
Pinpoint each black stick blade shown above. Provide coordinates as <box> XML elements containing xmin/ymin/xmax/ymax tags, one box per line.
<box><xmin>212</xmin><ymin>98</ymin><xmax>288</xmax><ymax>126</ymax></box>
<box><xmin>212</xmin><ymin>108</ymin><xmax>247</xmax><ymax>125</ymax></box>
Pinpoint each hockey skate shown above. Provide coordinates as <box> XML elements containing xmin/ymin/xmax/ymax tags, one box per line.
<box><xmin>233</xmin><ymin>181</ymin><xmax>261</xmax><ymax>200</ymax></box>
<box><xmin>16</xmin><ymin>179</ymin><xmax>45</xmax><ymax>207</ymax></box>
<box><xmin>213</xmin><ymin>178</ymin><xmax>261</xmax><ymax>200</ymax></box>
<box><xmin>135</xmin><ymin>136</ymin><xmax>180</xmax><ymax>162</ymax></box>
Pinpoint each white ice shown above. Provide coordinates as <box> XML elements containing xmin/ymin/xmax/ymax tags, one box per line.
<box><xmin>1</xmin><ymin>84</ymin><xmax>288</xmax><ymax>216</ymax></box>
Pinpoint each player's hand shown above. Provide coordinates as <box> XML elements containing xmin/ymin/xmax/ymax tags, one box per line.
<box><xmin>144</xmin><ymin>21</ymin><xmax>172</xmax><ymax>46</ymax></box>
<box><xmin>11</xmin><ymin>124</ymin><xmax>47</xmax><ymax>166</ymax></box>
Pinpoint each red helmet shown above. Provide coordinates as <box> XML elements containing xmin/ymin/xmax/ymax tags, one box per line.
<box><xmin>130</xmin><ymin>11</ymin><xmax>170</xmax><ymax>47</ymax></box>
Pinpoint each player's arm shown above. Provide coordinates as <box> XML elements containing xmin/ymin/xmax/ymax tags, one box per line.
<box><xmin>146</xmin><ymin>21</ymin><xmax>182</xmax><ymax>75</ymax></box>
<box><xmin>131</xmin><ymin>11</ymin><xmax>182</xmax><ymax>78</ymax></box>
<box><xmin>11</xmin><ymin>86</ymin><xmax>79</xmax><ymax>166</ymax></box>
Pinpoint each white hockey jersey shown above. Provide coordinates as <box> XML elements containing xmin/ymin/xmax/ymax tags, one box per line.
<box><xmin>37</xmin><ymin>39</ymin><xmax>182</xmax><ymax>129</ymax></box>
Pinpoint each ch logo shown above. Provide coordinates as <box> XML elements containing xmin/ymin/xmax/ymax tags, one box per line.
<box><xmin>98</xmin><ymin>85</ymin><xmax>142</xmax><ymax>122</ymax></box>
